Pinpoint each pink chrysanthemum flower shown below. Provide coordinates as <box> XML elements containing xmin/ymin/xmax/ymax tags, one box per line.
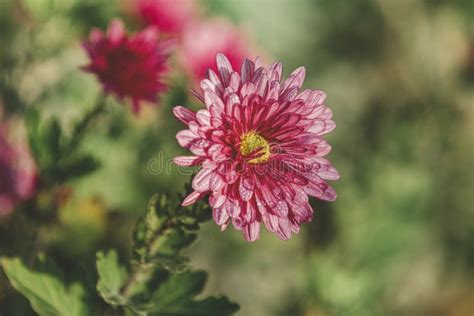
<box><xmin>173</xmin><ymin>54</ymin><xmax>340</xmax><ymax>241</ymax></box>
<box><xmin>180</xmin><ymin>19</ymin><xmax>253</xmax><ymax>83</ymax></box>
<box><xmin>134</xmin><ymin>0</ymin><xmax>197</xmax><ymax>35</ymax></box>
<box><xmin>0</xmin><ymin>123</ymin><xmax>37</xmax><ymax>218</ymax></box>
<box><xmin>82</xmin><ymin>19</ymin><xmax>170</xmax><ymax>113</ymax></box>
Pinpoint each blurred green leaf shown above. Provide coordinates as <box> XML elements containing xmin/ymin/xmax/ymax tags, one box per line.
<box><xmin>58</xmin><ymin>154</ymin><xmax>101</xmax><ymax>181</ymax></box>
<box><xmin>151</xmin><ymin>270</ymin><xmax>207</xmax><ymax>307</ymax></box>
<box><xmin>150</xmin><ymin>271</ymin><xmax>239</xmax><ymax>316</ymax></box>
<box><xmin>96</xmin><ymin>250</ymin><xmax>127</xmax><ymax>306</ymax></box>
<box><xmin>1</xmin><ymin>257</ymin><xmax>89</xmax><ymax>316</ymax></box>
<box><xmin>44</xmin><ymin>118</ymin><xmax>62</xmax><ymax>162</ymax></box>
<box><xmin>69</xmin><ymin>1</ymin><xmax>118</xmax><ymax>34</ymax></box>
<box><xmin>25</xmin><ymin>108</ymin><xmax>42</xmax><ymax>163</ymax></box>
<box><xmin>22</xmin><ymin>0</ymin><xmax>55</xmax><ymax>20</ymax></box>
<box><xmin>165</xmin><ymin>297</ymin><xmax>241</xmax><ymax>316</ymax></box>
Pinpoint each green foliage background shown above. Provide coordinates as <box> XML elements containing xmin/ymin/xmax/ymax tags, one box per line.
<box><xmin>0</xmin><ymin>0</ymin><xmax>473</xmax><ymax>315</ymax></box>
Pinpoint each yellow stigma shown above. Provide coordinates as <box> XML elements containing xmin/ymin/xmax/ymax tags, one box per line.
<box><xmin>239</xmin><ymin>131</ymin><xmax>270</xmax><ymax>164</ymax></box>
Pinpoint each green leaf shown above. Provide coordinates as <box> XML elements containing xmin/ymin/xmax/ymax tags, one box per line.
<box><xmin>133</xmin><ymin>194</ymin><xmax>164</xmax><ymax>262</ymax></box>
<box><xmin>58</xmin><ymin>154</ymin><xmax>101</xmax><ymax>181</ymax></box>
<box><xmin>188</xmin><ymin>297</ymin><xmax>240</xmax><ymax>316</ymax></box>
<box><xmin>151</xmin><ymin>271</ymin><xmax>207</xmax><ymax>310</ymax></box>
<box><xmin>153</xmin><ymin>297</ymin><xmax>240</xmax><ymax>316</ymax></box>
<box><xmin>122</xmin><ymin>193</ymin><xmax>238</xmax><ymax>315</ymax></box>
<box><xmin>149</xmin><ymin>228</ymin><xmax>196</xmax><ymax>271</ymax></box>
<box><xmin>1</xmin><ymin>257</ymin><xmax>89</xmax><ymax>316</ymax></box>
<box><xmin>24</xmin><ymin>112</ymin><xmax>63</xmax><ymax>173</ymax></box>
<box><xmin>96</xmin><ymin>250</ymin><xmax>128</xmax><ymax>306</ymax></box>
<box><xmin>25</xmin><ymin>108</ymin><xmax>42</xmax><ymax>162</ymax></box>
<box><xmin>44</xmin><ymin>119</ymin><xmax>62</xmax><ymax>162</ymax></box>
<box><xmin>133</xmin><ymin>194</ymin><xmax>201</xmax><ymax>271</ymax></box>
<box><xmin>150</xmin><ymin>271</ymin><xmax>238</xmax><ymax>315</ymax></box>
<box><xmin>148</xmin><ymin>254</ymin><xmax>190</xmax><ymax>272</ymax></box>
<box><xmin>145</xmin><ymin>194</ymin><xmax>164</xmax><ymax>241</ymax></box>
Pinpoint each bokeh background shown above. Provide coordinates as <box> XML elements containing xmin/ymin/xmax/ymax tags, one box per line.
<box><xmin>1</xmin><ymin>0</ymin><xmax>473</xmax><ymax>315</ymax></box>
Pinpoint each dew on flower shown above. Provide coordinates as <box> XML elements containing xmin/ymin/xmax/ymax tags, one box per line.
<box><xmin>173</xmin><ymin>53</ymin><xmax>339</xmax><ymax>241</ymax></box>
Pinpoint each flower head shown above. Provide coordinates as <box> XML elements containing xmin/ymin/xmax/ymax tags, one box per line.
<box><xmin>180</xmin><ymin>19</ymin><xmax>252</xmax><ymax>83</ymax></box>
<box><xmin>0</xmin><ymin>123</ymin><xmax>37</xmax><ymax>218</ymax></box>
<box><xmin>173</xmin><ymin>54</ymin><xmax>339</xmax><ymax>241</ymax></box>
<box><xmin>82</xmin><ymin>19</ymin><xmax>170</xmax><ymax>113</ymax></box>
<box><xmin>135</xmin><ymin>0</ymin><xmax>197</xmax><ymax>35</ymax></box>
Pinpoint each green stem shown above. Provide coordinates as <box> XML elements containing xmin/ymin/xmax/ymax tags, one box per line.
<box><xmin>24</xmin><ymin>95</ymin><xmax>107</xmax><ymax>262</ymax></box>
<box><xmin>119</xmin><ymin>219</ymin><xmax>177</xmax><ymax>299</ymax></box>
<box><xmin>65</xmin><ymin>94</ymin><xmax>107</xmax><ymax>157</ymax></box>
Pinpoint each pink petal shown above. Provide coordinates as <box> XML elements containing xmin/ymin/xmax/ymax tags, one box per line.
<box><xmin>216</xmin><ymin>53</ymin><xmax>233</xmax><ymax>86</ymax></box>
<box><xmin>176</xmin><ymin>129</ymin><xmax>199</xmax><ymax>147</ymax></box>
<box><xmin>297</xmin><ymin>89</ymin><xmax>326</xmax><ymax>106</ymax></box>
<box><xmin>307</xmin><ymin>119</ymin><xmax>336</xmax><ymax>135</ymax></box>
<box><xmin>291</xmin><ymin>222</ymin><xmax>301</xmax><ymax>234</ymax></box>
<box><xmin>256</xmin><ymin>74</ymin><xmax>269</xmax><ymax>98</ymax></box>
<box><xmin>192</xmin><ymin>168</ymin><xmax>213</xmax><ymax>192</ymax></box>
<box><xmin>240</xmin><ymin>82</ymin><xmax>256</xmax><ymax>98</ymax></box>
<box><xmin>232</xmin><ymin>216</ymin><xmax>244</xmax><ymax>229</ymax></box>
<box><xmin>318</xmin><ymin>165</ymin><xmax>340</xmax><ymax>181</ymax></box>
<box><xmin>173</xmin><ymin>106</ymin><xmax>196</xmax><ymax>125</ymax></box>
<box><xmin>204</xmin><ymin>89</ymin><xmax>225</xmax><ymax>110</ymax></box>
<box><xmin>292</xmin><ymin>202</ymin><xmax>313</xmax><ymax>222</ymax></box>
<box><xmin>209</xmin><ymin>172</ymin><xmax>226</xmax><ymax>192</ymax></box>
<box><xmin>268</xmin><ymin>62</ymin><xmax>283</xmax><ymax>82</ymax></box>
<box><xmin>200</xmin><ymin>79</ymin><xmax>219</xmax><ymax>95</ymax></box>
<box><xmin>196</xmin><ymin>109</ymin><xmax>211</xmax><ymax>126</ymax></box>
<box><xmin>304</xmin><ymin>182</ymin><xmax>337</xmax><ymax>201</ymax></box>
<box><xmin>173</xmin><ymin>156</ymin><xmax>202</xmax><ymax>166</ymax></box>
<box><xmin>279</xmin><ymin>86</ymin><xmax>298</xmax><ymax>102</ymax></box>
<box><xmin>213</xmin><ymin>206</ymin><xmax>230</xmax><ymax>225</ymax></box>
<box><xmin>241</xmin><ymin>58</ymin><xmax>254</xmax><ymax>83</ymax></box>
<box><xmin>281</xmin><ymin>67</ymin><xmax>306</xmax><ymax>92</ymax></box>
<box><xmin>239</xmin><ymin>176</ymin><xmax>254</xmax><ymax>201</ymax></box>
<box><xmin>209</xmin><ymin>102</ymin><xmax>223</xmax><ymax>118</ymax></box>
<box><xmin>89</xmin><ymin>28</ymin><xmax>104</xmax><ymax>43</ymax></box>
<box><xmin>224</xmin><ymin>199</ymin><xmax>241</xmax><ymax>217</ymax></box>
<box><xmin>208</xmin><ymin>69</ymin><xmax>224</xmax><ymax>92</ymax></box>
<box><xmin>228</xmin><ymin>73</ymin><xmax>241</xmax><ymax>93</ymax></box>
<box><xmin>190</xmin><ymin>89</ymin><xmax>204</xmax><ymax>102</ymax></box>
<box><xmin>263</xmin><ymin>213</ymin><xmax>280</xmax><ymax>233</ymax></box>
<box><xmin>189</xmin><ymin>139</ymin><xmax>210</xmax><ymax>156</ymax></box>
<box><xmin>315</xmin><ymin>139</ymin><xmax>332</xmax><ymax>156</ymax></box>
<box><xmin>243</xmin><ymin>221</ymin><xmax>260</xmax><ymax>242</ymax></box>
<box><xmin>265</xmin><ymin>82</ymin><xmax>280</xmax><ymax>102</ymax></box>
<box><xmin>207</xmin><ymin>144</ymin><xmax>227</xmax><ymax>162</ymax></box>
<box><xmin>107</xmin><ymin>19</ymin><xmax>125</xmax><ymax>45</ymax></box>
<box><xmin>182</xmin><ymin>190</ymin><xmax>205</xmax><ymax>206</ymax></box>
<box><xmin>275</xmin><ymin>217</ymin><xmax>292</xmax><ymax>240</ymax></box>
<box><xmin>136</xmin><ymin>26</ymin><xmax>159</xmax><ymax>43</ymax></box>
<box><xmin>275</xmin><ymin>199</ymin><xmax>289</xmax><ymax>217</ymax></box>
<box><xmin>209</xmin><ymin>193</ymin><xmax>226</xmax><ymax>208</ymax></box>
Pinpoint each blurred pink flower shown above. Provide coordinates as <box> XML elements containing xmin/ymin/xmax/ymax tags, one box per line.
<box><xmin>134</xmin><ymin>0</ymin><xmax>197</xmax><ymax>35</ymax></box>
<box><xmin>82</xmin><ymin>19</ymin><xmax>170</xmax><ymax>113</ymax></box>
<box><xmin>0</xmin><ymin>123</ymin><xmax>37</xmax><ymax>218</ymax></box>
<box><xmin>173</xmin><ymin>54</ymin><xmax>339</xmax><ymax>241</ymax></box>
<box><xmin>180</xmin><ymin>19</ymin><xmax>253</xmax><ymax>83</ymax></box>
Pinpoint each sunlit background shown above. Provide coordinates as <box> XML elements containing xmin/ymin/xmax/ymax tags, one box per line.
<box><xmin>1</xmin><ymin>0</ymin><xmax>473</xmax><ymax>315</ymax></box>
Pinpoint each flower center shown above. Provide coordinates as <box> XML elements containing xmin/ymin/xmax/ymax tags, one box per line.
<box><xmin>239</xmin><ymin>131</ymin><xmax>270</xmax><ymax>164</ymax></box>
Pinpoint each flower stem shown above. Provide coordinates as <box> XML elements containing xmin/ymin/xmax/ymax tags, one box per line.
<box><xmin>120</xmin><ymin>219</ymin><xmax>177</xmax><ymax>299</ymax></box>
<box><xmin>65</xmin><ymin>94</ymin><xmax>107</xmax><ymax>156</ymax></box>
